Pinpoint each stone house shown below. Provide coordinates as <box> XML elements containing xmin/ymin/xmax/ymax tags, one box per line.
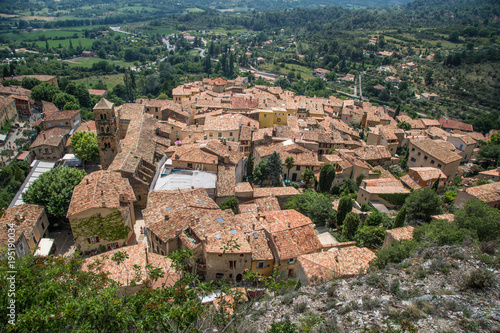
<box><xmin>0</xmin><ymin>204</ymin><xmax>49</xmax><ymax>257</ymax></box>
<box><xmin>407</xmin><ymin>139</ymin><xmax>462</xmax><ymax>181</ymax></box>
<box><xmin>67</xmin><ymin>171</ymin><xmax>137</xmax><ymax>255</ymax></box>
<box><xmin>42</xmin><ymin>109</ymin><xmax>81</xmax><ymax>130</ymax></box>
<box><xmin>455</xmin><ymin>182</ymin><xmax>500</xmax><ymax>209</ymax></box>
<box><xmin>29</xmin><ymin>127</ymin><xmax>70</xmax><ymax>162</ymax></box>
<box><xmin>446</xmin><ymin>134</ymin><xmax>476</xmax><ymax>162</ymax></box>
<box><xmin>407</xmin><ymin>167</ymin><xmax>447</xmax><ymax>190</ymax></box>
<box><xmin>382</xmin><ymin>226</ymin><xmax>414</xmax><ymax>248</ymax></box>
<box><xmin>0</xmin><ymin>95</ymin><xmax>17</xmax><ymax>127</ymax></box>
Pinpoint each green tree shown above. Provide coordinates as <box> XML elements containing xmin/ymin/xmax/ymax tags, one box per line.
<box><xmin>253</xmin><ymin>160</ymin><xmax>268</xmax><ymax>185</ymax></box>
<box><xmin>342</xmin><ymin>212</ymin><xmax>360</xmax><ymax>240</ymax></box>
<box><xmin>397</xmin><ymin>121</ymin><xmax>412</xmax><ymax>131</ymax></box>
<box><xmin>70</xmin><ymin>131</ymin><xmax>99</xmax><ymax>168</ymax></box>
<box><xmin>267</xmin><ymin>152</ymin><xmax>283</xmax><ymax>186</ymax></box>
<box><xmin>22</xmin><ymin>166</ymin><xmax>86</xmax><ymax>218</ymax></box>
<box><xmin>455</xmin><ymin>199</ymin><xmax>500</xmax><ymax>241</ymax></box>
<box><xmin>337</xmin><ymin>195</ymin><xmax>353</xmax><ymax>225</ymax></box>
<box><xmin>301</xmin><ymin>168</ymin><xmax>315</xmax><ymax>189</ymax></box>
<box><xmin>219</xmin><ymin>196</ymin><xmax>239</xmax><ymax>214</ymax></box>
<box><xmin>356</xmin><ymin>225</ymin><xmax>386</xmax><ymax>248</ymax></box>
<box><xmin>284</xmin><ymin>190</ymin><xmax>336</xmax><ymax>227</ymax></box>
<box><xmin>284</xmin><ymin>156</ymin><xmax>295</xmax><ymax>180</ymax></box>
<box><xmin>52</xmin><ymin>92</ymin><xmax>79</xmax><ymax>110</ymax></box>
<box><xmin>21</xmin><ymin>77</ymin><xmax>41</xmax><ymax>90</ymax></box>
<box><xmin>431</xmin><ymin>176</ymin><xmax>440</xmax><ymax>192</ymax></box>
<box><xmin>30</xmin><ymin>82</ymin><xmax>61</xmax><ymax>102</ymax></box>
<box><xmin>63</xmin><ymin>101</ymin><xmax>80</xmax><ymax>110</ymax></box>
<box><xmin>405</xmin><ymin>188</ymin><xmax>442</xmax><ymax>221</ymax></box>
<box><xmin>318</xmin><ymin>164</ymin><xmax>335</xmax><ymax>193</ymax></box>
<box><xmin>393</xmin><ymin>206</ymin><xmax>407</xmax><ymax>228</ymax></box>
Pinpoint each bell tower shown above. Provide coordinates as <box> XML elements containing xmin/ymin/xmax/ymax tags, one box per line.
<box><xmin>93</xmin><ymin>98</ymin><xmax>119</xmax><ymax>169</ymax></box>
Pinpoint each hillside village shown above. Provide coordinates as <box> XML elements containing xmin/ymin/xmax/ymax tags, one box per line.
<box><xmin>1</xmin><ymin>74</ymin><xmax>498</xmax><ymax>276</ymax></box>
<box><xmin>0</xmin><ymin>73</ymin><xmax>499</xmax><ymax>331</ymax></box>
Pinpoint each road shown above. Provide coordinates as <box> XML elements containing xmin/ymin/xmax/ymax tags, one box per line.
<box><xmin>110</xmin><ymin>26</ymin><xmax>136</xmax><ymax>35</ymax></box>
<box><xmin>240</xmin><ymin>66</ymin><xmax>283</xmax><ymax>79</ymax></box>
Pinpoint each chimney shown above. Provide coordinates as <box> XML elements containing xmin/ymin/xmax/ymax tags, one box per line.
<box><xmin>145</xmin><ymin>246</ymin><xmax>149</xmax><ymax>264</ymax></box>
<box><xmin>101</xmin><ymin>201</ymin><xmax>106</xmax><ymax>208</ymax></box>
<box><xmin>85</xmin><ymin>179</ymin><xmax>89</xmax><ymax>185</ymax></box>
<box><xmin>101</xmin><ymin>190</ymin><xmax>104</xmax><ymax>195</ymax></box>
<box><xmin>14</xmin><ymin>212</ymin><xmax>21</xmax><ymax>222</ymax></box>
<box><xmin>164</xmin><ymin>215</ymin><xmax>169</xmax><ymax>221</ymax></box>
<box><xmin>43</xmin><ymin>134</ymin><xmax>46</xmax><ymax>140</ymax></box>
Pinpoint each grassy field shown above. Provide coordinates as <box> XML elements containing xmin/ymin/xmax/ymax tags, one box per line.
<box><xmin>74</xmin><ymin>73</ymin><xmax>124</xmax><ymax>89</ymax></box>
<box><xmin>116</xmin><ymin>6</ymin><xmax>155</xmax><ymax>12</ymax></box>
<box><xmin>35</xmin><ymin>38</ymin><xmax>94</xmax><ymax>49</ymax></box>
<box><xmin>63</xmin><ymin>57</ymin><xmax>135</xmax><ymax>69</ymax></box>
<box><xmin>259</xmin><ymin>62</ymin><xmax>315</xmax><ymax>80</ymax></box>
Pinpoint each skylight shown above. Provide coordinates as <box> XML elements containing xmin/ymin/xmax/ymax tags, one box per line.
<box><xmin>230</xmin><ymin>229</ymin><xmax>237</xmax><ymax>235</ymax></box>
<box><xmin>216</xmin><ymin>218</ymin><xmax>224</xmax><ymax>223</ymax></box>
<box><xmin>215</xmin><ymin>233</ymin><xmax>221</xmax><ymax>239</ymax></box>
<box><xmin>253</xmin><ymin>232</ymin><xmax>258</xmax><ymax>239</ymax></box>
<box><xmin>165</xmin><ymin>207</ymin><xmax>172</xmax><ymax>211</ymax></box>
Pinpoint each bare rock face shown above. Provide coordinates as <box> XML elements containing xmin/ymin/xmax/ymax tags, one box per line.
<box><xmin>236</xmin><ymin>245</ymin><xmax>500</xmax><ymax>333</ymax></box>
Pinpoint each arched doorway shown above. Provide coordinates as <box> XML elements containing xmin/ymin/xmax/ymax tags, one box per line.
<box><xmin>236</xmin><ymin>274</ymin><xmax>242</xmax><ymax>282</ymax></box>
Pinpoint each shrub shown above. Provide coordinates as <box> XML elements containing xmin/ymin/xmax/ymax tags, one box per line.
<box><xmin>355</xmin><ymin>225</ymin><xmax>386</xmax><ymax>248</ymax></box>
<box><xmin>372</xmin><ymin>240</ymin><xmax>421</xmax><ymax>269</ymax></box>
<box><xmin>267</xmin><ymin>320</ymin><xmax>297</xmax><ymax>333</ymax></box>
<box><xmin>413</xmin><ymin>220</ymin><xmax>477</xmax><ymax>246</ymax></box>
<box><xmin>455</xmin><ymin>199</ymin><xmax>500</xmax><ymax>241</ymax></box>
<box><xmin>463</xmin><ymin>268</ymin><xmax>496</xmax><ymax>289</ymax></box>
<box><xmin>294</xmin><ymin>302</ymin><xmax>308</xmax><ymax>314</ymax></box>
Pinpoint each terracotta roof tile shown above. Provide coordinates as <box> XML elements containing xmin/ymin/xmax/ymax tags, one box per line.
<box><xmin>299</xmin><ymin>246</ymin><xmax>376</xmax><ymax>283</ymax></box>
<box><xmin>386</xmin><ymin>226</ymin><xmax>414</xmax><ymax>242</ymax></box>
<box><xmin>82</xmin><ymin>244</ymin><xmax>179</xmax><ymax>289</ymax></box>
<box><xmin>67</xmin><ymin>170</ymin><xmax>136</xmax><ymax>217</ymax></box>
<box><xmin>0</xmin><ymin>204</ymin><xmax>45</xmax><ymax>247</ymax></box>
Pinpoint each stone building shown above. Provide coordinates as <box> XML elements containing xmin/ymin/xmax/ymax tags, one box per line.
<box><xmin>0</xmin><ymin>204</ymin><xmax>49</xmax><ymax>257</ymax></box>
<box><xmin>67</xmin><ymin>171</ymin><xmax>136</xmax><ymax>255</ymax></box>
<box><xmin>93</xmin><ymin>98</ymin><xmax>119</xmax><ymax>169</ymax></box>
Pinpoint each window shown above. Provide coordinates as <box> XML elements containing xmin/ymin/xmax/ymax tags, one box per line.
<box><xmin>296</xmin><ymin>166</ymin><xmax>300</xmax><ymax>171</ymax></box>
<box><xmin>45</xmin><ymin>148</ymin><xmax>48</xmax><ymax>153</ymax></box>
<box><xmin>411</xmin><ymin>148</ymin><xmax>415</xmax><ymax>151</ymax></box>
<box><xmin>216</xmin><ymin>273</ymin><xmax>224</xmax><ymax>279</ymax></box>
<box><xmin>424</xmin><ymin>156</ymin><xmax>428</xmax><ymax>160</ymax></box>
<box><xmin>437</xmin><ymin>164</ymin><xmax>442</xmax><ymax>168</ymax></box>
<box><xmin>88</xmin><ymin>236</ymin><xmax>100</xmax><ymax>244</ymax></box>
<box><xmin>277</xmin><ymin>118</ymin><xmax>281</xmax><ymax>122</ymax></box>
<box><xmin>410</xmin><ymin>157</ymin><xmax>416</xmax><ymax>163</ymax></box>
<box><xmin>229</xmin><ymin>132</ymin><xmax>233</xmax><ymax>136</ymax></box>
<box><xmin>218</xmin><ymin>132</ymin><xmax>222</xmax><ymax>138</ymax></box>
<box><xmin>431</xmin><ymin>160</ymin><xmax>435</xmax><ymax>164</ymax></box>
<box><xmin>417</xmin><ymin>152</ymin><xmax>421</xmax><ymax>156</ymax></box>
<box><xmin>256</xmin><ymin>262</ymin><xmax>267</xmax><ymax>269</ymax></box>
<box><xmin>229</xmin><ymin>260</ymin><xmax>236</xmax><ymax>269</ymax></box>
<box><xmin>288</xmin><ymin>258</ymin><xmax>297</xmax><ymax>265</ymax></box>
<box><xmin>263</xmin><ymin>114</ymin><xmax>267</xmax><ymax>117</ymax></box>
<box><xmin>51</xmin><ymin>148</ymin><xmax>55</xmax><ymax>153</ymax></box>
<box><xmin>209</xmin><ymin>132</ymin><xmax>213</xmax><ymax>137</ymax></box>
<box><xmin>187</xmin><ymin>163</ymin><xmax>193</xmax><ymax>168</ymax></box>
